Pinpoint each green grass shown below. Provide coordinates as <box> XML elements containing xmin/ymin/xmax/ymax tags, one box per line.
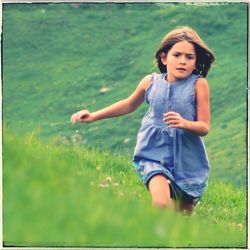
<box><xmin>2</xmin><ymin>3</ymin><xmax>248</xmax><ymax>247</ymax></box>
<box><xmin>2</xmin><ymin>3</ymin><xmax>247</xmax><ymax>186</ymax></box>
<box><xmin>3</xmin><ymin>128</ymin><xmax>246</xmax><ymax>247</ymax></box>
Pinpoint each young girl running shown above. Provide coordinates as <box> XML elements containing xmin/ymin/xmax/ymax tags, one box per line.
<box><xmin>71</xmin><ymin>26</ymin><xmax>215</xmax><ymax>214</ymax></box>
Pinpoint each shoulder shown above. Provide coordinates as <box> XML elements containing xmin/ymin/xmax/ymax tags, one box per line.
<box><xmin>195</xmin><ymin>77</ymin><xmax>209</xmax><ymax>92</ymax></box>
<box><xmin>138</xmin><ymin>72</ymin><xmax>164</xmax><ymax>90</ymax></box>
<box><xmin>196</xmin><ymin>76</ymin><xmax>208</xmax><ymax>85</ymax></box>
<box><xmin>195</xmin><ymin>77</ymin><xmax>210</xmax><ymax>99</ymax></box>
<box><xmin>142</xmin><ymin>74</ymin><xmax>152</xmax><ymax>83</ymax></box>
<box><xmin>138</xmin><ymin>73</ymin><xmax>156</xmax><ymax>91</ymax></box>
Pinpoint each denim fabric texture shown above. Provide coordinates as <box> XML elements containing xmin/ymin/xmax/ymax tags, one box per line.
<box><xmin>133</xmin><ymin>73</ymin><xmax>210</xmax><ymax>198</ymax></box>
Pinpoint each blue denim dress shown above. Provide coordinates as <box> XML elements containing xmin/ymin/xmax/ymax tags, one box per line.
<box><xmin>133</xmin><ymin>73</ymin><xmax>210</xmax><ymax>198</ymax></box>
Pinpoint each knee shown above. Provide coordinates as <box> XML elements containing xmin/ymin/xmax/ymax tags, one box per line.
<box><xmin>152</xmin><ymin>197</ymin><xmax>171</xmax><ymax>208</ymax></box>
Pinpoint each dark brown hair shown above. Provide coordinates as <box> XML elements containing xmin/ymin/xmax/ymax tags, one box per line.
<box><xmin>155</xmin><ymin>26</ymin><xmax>215</xmax><ymax>77</ymax></box>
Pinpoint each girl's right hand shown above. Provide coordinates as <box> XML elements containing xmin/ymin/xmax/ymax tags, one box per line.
<box><xmin>71</xmin><ymin>110</ymin><xmax>95</xmax><ymax>124</ymax></box>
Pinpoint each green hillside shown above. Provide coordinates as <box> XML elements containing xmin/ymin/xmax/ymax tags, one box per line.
<box><xmin>3</xmin><ymin>3</ymin><xmax>247</xmax><ymax>186</ymax></box>
<box><xmin>2</xmin><ymin>3</ymin><xmax>248</xmax><ymax>246</ymax></box>
<box><xmin>3</xmin><ymin>129</ymin><xmax>246</xmax><ymax>247</ymax></box>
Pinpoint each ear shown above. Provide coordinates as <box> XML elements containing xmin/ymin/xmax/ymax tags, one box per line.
<box><xmin>160</xmin><ymin>52</ymin><xmax>167</xmax><ymax>65</ymax></box>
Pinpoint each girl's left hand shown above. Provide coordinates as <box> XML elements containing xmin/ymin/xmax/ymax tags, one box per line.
<box><xmin>163</xmin><ymin>111</ymin><xmax>188</xmax><ymax>129</ymax></box>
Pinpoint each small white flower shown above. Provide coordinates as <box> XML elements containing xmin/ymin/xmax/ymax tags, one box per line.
<box><xmin>106</xmin><ymin>176</ymin><xmax>112</xmax><ymax>182</ymax></box>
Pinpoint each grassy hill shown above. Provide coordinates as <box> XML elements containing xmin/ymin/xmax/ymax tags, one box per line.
<box><xmin>3</xmin><ymin>3</ymin><xmax>247</xmax><ymax>186</ymax></box>
<box><xmin>2</xmin><ymin>3</ymin><xmax>248</xmax><ymax>246</ymax></box>
<box><xmin>3</xmin><ymin>129</ymin><xmax>246</xmax><ymax>247</ymax></box>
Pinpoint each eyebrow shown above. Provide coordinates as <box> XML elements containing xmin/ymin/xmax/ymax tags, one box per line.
<box><xmin>172</xmin><ymin>51</ymin><xmax>196</xmax><ymax>56</ymax></box>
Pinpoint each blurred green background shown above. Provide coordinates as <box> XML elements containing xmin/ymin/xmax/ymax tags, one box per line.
<box><xmin>3</xmin><ymin>2</ymin><xmax>247</xmax><ymax>247</ymax></box>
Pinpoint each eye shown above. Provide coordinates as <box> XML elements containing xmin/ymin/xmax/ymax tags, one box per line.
<box><xmin>187</xmin><ymin>55</ymin><xmax>195</xmax><ymax>60</ymax></box>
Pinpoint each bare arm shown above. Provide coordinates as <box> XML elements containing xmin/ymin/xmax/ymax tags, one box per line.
<box><xmin>71</xmin><ymin>75</ymin><xmax>151</xmax><ymax>124</ymax></box>
<box><xmin>163</xmin><ymin>78</ymin><xmax>210</xmax><ymax>136</ymax></box>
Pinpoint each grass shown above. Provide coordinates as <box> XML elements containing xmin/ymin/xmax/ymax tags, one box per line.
<box><xmin>2</xmin><ymin>3</ymin><xmax>248</xmax><ymax>247</ymax></box>
<box><xmin>2</xmin><ymin>3</ymin><xmax>247</xmax><ymax>186</ymax></box>
<box><xmin>3</xmin><ymin>128</ymin><xmax>247</xmax><ymax>247</ymax></box>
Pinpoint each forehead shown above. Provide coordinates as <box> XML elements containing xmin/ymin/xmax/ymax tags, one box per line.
<box><xmin>170</xmin><ymin>40</ymin><xmax>196</xmax><ymax>54</ymax></box>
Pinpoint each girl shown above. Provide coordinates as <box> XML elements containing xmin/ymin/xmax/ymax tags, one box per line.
<box><xmin>71</xmin><ymin>26</ymin><xmax>215</xmax><ymax>214</ymax></box>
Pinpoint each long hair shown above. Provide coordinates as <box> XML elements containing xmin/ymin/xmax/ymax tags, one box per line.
<box><xmin>155</xmin><ymin>26</ymin><xmax>215</xmax><ymax>77</ymax></box>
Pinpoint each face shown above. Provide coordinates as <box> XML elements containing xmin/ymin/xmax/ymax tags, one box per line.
<box><xmin>161</xmin><ymin>40</ymin><xmax>196</xmax><ymax>83</ymax></box>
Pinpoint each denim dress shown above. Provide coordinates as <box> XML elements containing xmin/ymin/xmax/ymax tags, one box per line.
<box><xmin>133</xmin><ymin>73</ymin><xmax>210</xmax><ymax>198</ymax></box>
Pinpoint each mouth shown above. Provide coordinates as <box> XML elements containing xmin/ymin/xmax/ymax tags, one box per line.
<box><xmin>176</xmin><ymin>68</ymin><xmax>186</xmax><ymax>71</ymax></box>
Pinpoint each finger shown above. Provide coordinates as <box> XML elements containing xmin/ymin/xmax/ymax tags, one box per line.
<box><xmin>163</xmin><ymin>114</ymin><xmax>178</xmax><ymax>119</ymax></box>
<box><xmin>164</xmin><ymin>114</ymin><xmax>178</xmax><ymax>119</ymax></box>
<box><xmin>75</xmin><ymin>112</ymin><xmax>82</xmax><ymax>122</ymax></box>
<box><xmin>166</xmin><ymin>121</ymin><xmax>179</xmax><ymax>126</ymax></box>
<box><xmin>163</xmin><ymin>116</ymin><xmax>179</xmax><ymax>122</ymax></box>
<box><xmin>165</xmin><ymin>118</ymin><xmax>178</xmax><ymax>124</ymax></box>
<box><xmin>77</xmin><ymin>110</ymin><xmax>87</xmax><ymax>118</ymax></box>
<box><xmin>163</xmin><ymin>111</ymin><xmax>178</xmax><ymax>117</ymax></box>
<box><xmin>71</xmin><ymin>114</ymin><xmax>77</xmax><ymax>124</ymax></box>
<box><xmin>76</xmin><ymin>112</ymin><xmax>84</xmax><ymax>122</ymax></box>
<box><xmin>165</xmin><ymin>117</ymin><xmax>181</xmax><ymax>123</ymax></box>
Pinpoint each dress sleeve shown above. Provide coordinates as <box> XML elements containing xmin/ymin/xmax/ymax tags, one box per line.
<box><xmin>144</xmin><ymin>73</ymin><xmax>156</xmax><ymax>104</ymax></box>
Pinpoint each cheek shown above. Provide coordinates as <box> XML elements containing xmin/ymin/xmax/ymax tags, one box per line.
<box><xmin>167</xmin><ymin>57</ymin><xmax>177</xmax><ymax>65</ymax></box>
<box><xmin>189</xmin><ymin>60</ymin><xmax>196</xmax><ymax>69</ymax></box>
<box><xmin>193</xmin><ymin>59</ymin><xmax>197</xmax><ymax>67</ymax></box>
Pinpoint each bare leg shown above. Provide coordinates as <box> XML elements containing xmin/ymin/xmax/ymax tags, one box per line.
<box><xmin>148</xmin><ymin>174</ymin><xmax>176</xmax><ymax>210</ymax></box>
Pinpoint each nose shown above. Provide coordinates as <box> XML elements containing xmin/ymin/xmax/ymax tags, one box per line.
<box><xmin>180</xmin><ymin>55</ymin><xmax>186</xmax><ymax>64</ymax></box>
